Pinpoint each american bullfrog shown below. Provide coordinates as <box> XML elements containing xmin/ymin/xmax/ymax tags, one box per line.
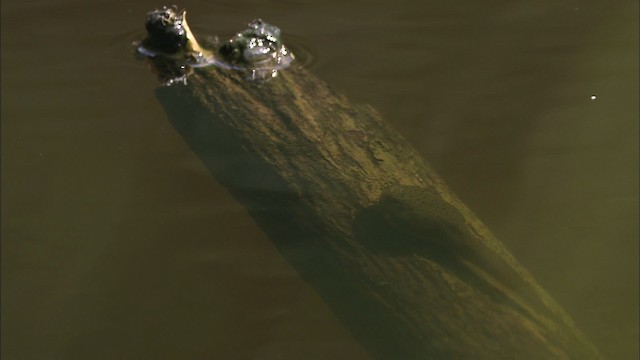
<box><xmin>218</xmin><ymin>18</ymin><xmax>295</xmax><ymax>80</ymax></box>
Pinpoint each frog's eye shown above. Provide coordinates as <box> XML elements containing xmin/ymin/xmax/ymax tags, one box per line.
<box><xmin>248</xmin><ymin>18</ymin><xmax>264</xmax><ymax>29</ymax></box>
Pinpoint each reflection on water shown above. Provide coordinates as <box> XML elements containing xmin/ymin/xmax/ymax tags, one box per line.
<box><xmin>1</xmin><ymin>0</ymin><xmax>637</xmax><ymax>359</ymax></box>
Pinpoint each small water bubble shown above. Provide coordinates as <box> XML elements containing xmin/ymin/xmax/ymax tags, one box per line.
<box><xmin>590</xmin><ymin>95</ymin><xmax>597</xmax><ymax>100</ymax></box>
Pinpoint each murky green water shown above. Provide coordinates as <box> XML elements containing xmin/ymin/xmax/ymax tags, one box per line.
<box><xmin>2</xmin><ymin>0</ymin><xmax>637</xmax><ymax>359</ymax></box>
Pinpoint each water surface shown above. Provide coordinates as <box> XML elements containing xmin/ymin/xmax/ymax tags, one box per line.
<box><xmin>2</xmin><ymin>0</ymin><xmax>638</xmax><ymax>359</ymax></box>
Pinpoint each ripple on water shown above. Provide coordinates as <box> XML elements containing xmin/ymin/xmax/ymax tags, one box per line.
<box><xmin>106</xmin><ymin>27</ymin><xmax>149</xmax><ymax>67</ymax></box>
<box><xmin>282</xmin><ymin>34</ymin><xmax>319</xmax><ymax>70</ymax></box>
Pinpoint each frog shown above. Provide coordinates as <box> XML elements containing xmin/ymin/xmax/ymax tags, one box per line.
<box><xmin>217</xmin><ymin>19</ymin><xmax>295</xmax><ymax>81</ymax></box>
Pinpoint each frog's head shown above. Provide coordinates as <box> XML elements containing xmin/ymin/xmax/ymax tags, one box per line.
<box><xmin>219</xmin><ymin>19</ymin><xmax>283</xmax><ymax>64</ymax></box>
<box><xmin>218</xmin><ymin>19</ymin><xmax>295</xmax><ymax>80</ymax></box>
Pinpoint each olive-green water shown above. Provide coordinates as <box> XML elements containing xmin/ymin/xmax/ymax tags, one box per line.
<box><xmin>1</xmin><ymin>0</ymin><xmax>637</xmax><ymax>359</ymax></box>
